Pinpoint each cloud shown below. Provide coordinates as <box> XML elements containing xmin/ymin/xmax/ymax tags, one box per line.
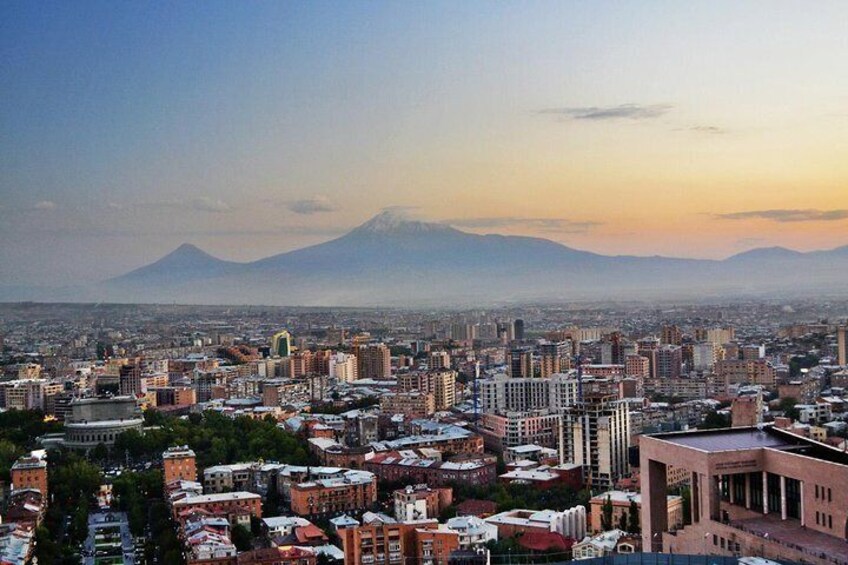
<box><xmin>716</xmin><ymin>209</ymin><xmax>848</xmax><ymax>223</ymax></box>
<box><xmin>287</xmin><ymin>196</ymin><xmax>336</xmax><ymax>215</ymax></box>
<box><xmin>445</xmin><ymin>216</ymin><xmax>602</xmax><ymax>234</ymax></box>
<box><xmin>187</xmin><ymin>197</ymin><xmax>232</xmax><ymax>213</ymax></box>
<box><xmin>538</xmin><ymin>103</ymin><xmax>673</xmax><ymax>121</ymax></box>
<box><xmin>33</xmin><ymin>200</ymin><xmax>57</xmax><ymax>210</ymax></box>
<box><xmin>687</xmin><ymin>125</ymin><xmax>728</xmax><ymax>135</ymax></box>
<box><xmin>138</xmin><ymin>197</ymin><xmax>233</xmax><ymax>213</ymax></box>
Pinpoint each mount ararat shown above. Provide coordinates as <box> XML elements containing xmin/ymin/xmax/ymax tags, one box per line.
<box><xmin>6</xmin><ymin>211</ymin><xmax>848</xmax><ymax>306</ymax></box>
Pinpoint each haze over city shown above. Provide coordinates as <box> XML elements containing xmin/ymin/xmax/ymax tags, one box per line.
<box><xmin>3</xmin><ymin>1</ymin><xmax>848</xmax><ymax>287</ymax></box>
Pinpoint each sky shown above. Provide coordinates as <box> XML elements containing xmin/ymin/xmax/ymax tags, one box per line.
<box><xmin>2</xmin><ymin>1</ymin><xmax>848</xmax><ymax>285</ymax></box>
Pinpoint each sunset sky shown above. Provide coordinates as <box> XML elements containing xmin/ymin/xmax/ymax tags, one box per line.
<box><xmin>2</xmin><ymin>1</ymin><xmax>847</xmax><ymax>284</ymax></box>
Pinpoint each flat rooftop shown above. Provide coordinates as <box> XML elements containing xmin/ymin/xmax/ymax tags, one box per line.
<box><xmin>658</xmin><ymin>428</ymin><xmax>791</xmax><ymax>451</ymax></box>
<box><xmin>651</xmin><ymin>426</ymin><xmax>848</xmax><ymax>465</ymax></box>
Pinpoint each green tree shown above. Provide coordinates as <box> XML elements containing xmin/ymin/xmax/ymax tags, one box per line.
<box><xmin>232</xmin><ymin>523</ymin><xmax>254</xmax><ymax>551</ymax></box>
<box><xmin>702</xmin><ymin>410</ymin><xmax>730</xmax><ymax>429</ymax></box>
<box><xmin>601</xmin><ymin>495</ymin><xmax>614</xmax><ymax>531</ymax></box>
<box><xmin>618</xmin><ymin>511</ymin><xmax>628</xmax><ymax>531</ymax></box>
<box><xmin>628</xmin><ymin>499</ymin><xmax>640</xmax><ymax>533</ymax></box>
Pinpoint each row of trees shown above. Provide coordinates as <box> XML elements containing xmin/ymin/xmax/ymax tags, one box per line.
<box><xmin>109</xmin><ymin>410</ymin><xmax>311</xmax><ymax>469</ymax></box>
<box><xmin>600</xmin><ymin>496</ymin><xmax>640</xmax><ymax>533</ymax></box>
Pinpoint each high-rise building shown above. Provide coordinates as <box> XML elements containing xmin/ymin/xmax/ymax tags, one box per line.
<box><xmin>119</xmin><ymin>359</ymin><xmax>143</xmax><ymax>396</ymax></box>
<box><xmin>398</xmin><ymin>370</ymin><xmax>457</xmax><ymax>411</ymax></box>
<box><xmin>428</xmin><ymin>350</ymin><xmax>451</xmax><ymax>370</ymax></box>
<box><xmin>356</xmin><ymin>344</ymin><xmax>391</xmax><ymax>380</ymax></box>
<box><xmin>513</xmin><ymin>319</ymin><xmax>525</xmax><ymax>341</ymax></box>
<box><xmin>624</xmin><ymin>354</ymin><xmax>650</xmax><ymax>378</ymax></box>
<box><xmin>539</xmin><ymin>342</ymin><xmax>569</xmax><ymax>378</ymax></box>
<box><xmin>838</xmin><ymin>325</ymin><xmax>847</xmax><ymax>366</ymax></box>
<box><xmin>271</xmin><ymin>330</ymin><xmax>292</xmax><ymax>357</ymax></box>
<box><xmin>564</xmin><ymin>393</ymin><xmax>631</xmax><ymax>491</ymax></box>
<box><xmin>329</xmin><ymin>352</ymin><xmax>358</xmax><ymax>383</ymax></box>
<box><xmin>507</xmin><ymin>348</ymin><xmax>533</xmax><ymax>378</ymax></box>
<box><xmin>655</xmin><ymin>345</ymin><xmax>683</xmax><ymax>379</ymax></box>
<box><xmin>660</xmin><ymin>325</ymin><xmax>683</xmax><ymax>346</ymax></box>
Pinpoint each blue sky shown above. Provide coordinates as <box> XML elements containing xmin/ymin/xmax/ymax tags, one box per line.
<box><xmin>2</xmin><ymin>1</ymin><xmax>847</xmax><ymax>284</ymax></box>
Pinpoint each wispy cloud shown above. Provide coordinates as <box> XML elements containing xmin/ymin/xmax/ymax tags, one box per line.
<box><xmin>538</xmin><ymin>103</ymin><xmax>673</xmax><ymax>121</ymax></box>
<box><xmin>33</xmin><ymin>200</ymin><xmax>57</xmax><ymax>210</ymax></box>
<box><xmin>687</xmin><ymin>125</ymin><xmax>728</xmax><ymax>135</ymax></box>
<box><xmin>445</xmin><ymin>216</ymin><xmax>601</xmax><ymax>234</ymax></box>
<box><xmin>287</xmin><ymin>196</ymin><xmax>336</xmax><ymax>215</ymax></box>
<box><xmin>139</xmin><ymin>197</ymin><xmax>233</xmax><ymax>213</ymax></box>
<box><xmin>716</xmin><ymin>209</ymin><xmax>848</xmax><ymax>223</ymax></box>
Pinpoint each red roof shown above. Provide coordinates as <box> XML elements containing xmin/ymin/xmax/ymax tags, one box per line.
<box><xmin>455</xmin><ymin>499</ymin><xmax>498</xmax><ymax>517</ymax></box>
<box><xmin>518</xmin><ymin>531</ymin><xmax>574</xmax><ymax>552</ymax></box>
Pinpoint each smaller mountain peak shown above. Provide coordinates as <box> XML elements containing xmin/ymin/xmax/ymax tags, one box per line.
<box><xmin>166</xmin><ymin>243</ymin><xmax>212</xmax><ymax>258</ymax></box>
<box><xmin>727</xmin><ymin>246</ymin><xmax>802</xmax><ymax>261</ymax></box>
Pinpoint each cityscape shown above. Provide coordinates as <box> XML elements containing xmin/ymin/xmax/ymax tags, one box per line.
<box><xmin>2</xmin><ymin>2</ymin><xmax>848</xmax><ymax>565</ymax></box>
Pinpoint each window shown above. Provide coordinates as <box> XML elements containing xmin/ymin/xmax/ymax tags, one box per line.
<box><xmin>816</xmin><ymin>511</ymin><xmax>820</xmax><ymax>525</ymax></box>
<box><xmin>815</xmin><ymin>485</ymin><xmax>819</xmax><ymax>499</ymax></box>
<box><xmin>828</xmin><ymin>515</ymin><xmax>833</xmax><ymax>529</ymax></box>
<box><xmin>828</xmin><ymin>488</ymin><xmax>832</xmax><ymax>502</ymax></box>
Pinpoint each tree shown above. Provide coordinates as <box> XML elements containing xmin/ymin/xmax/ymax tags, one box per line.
<box><xmin>232</xmin><ymin>524</ymin><xmax>253</xmax><ymax>551</ymax></box>
<box><xmin>618</xmin><ymin>511</ymin><xmax>628</xmax><ymax>531</ymax></box>
<box><xmin>779</xmin><ymin>397</ymin><xmax>801</xmax><ymax>421</ymax></box>
<box><xmin>628</xmin><ymin>499</ymin><xmax>640</xmax><ymax>533</ymax></box>
<box><xmin>702</xmin><ymin>410</ymin><xmax>730</xmax><ymax>429</ymax></box>
<box><xmin>601</xmin><ymin>496</ymin><xmax>614</xmax><ymax>531</ymax></box>
<box><xmin>679</xmin><ymin>486</ymin><xmax>692</xmax><ymax>525</ymax></box>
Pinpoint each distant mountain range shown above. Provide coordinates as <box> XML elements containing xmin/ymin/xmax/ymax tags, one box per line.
<box><xmin>4</xmin><ymin>211</ymin><xmax>848</xmax><ymax>306</ymax></box>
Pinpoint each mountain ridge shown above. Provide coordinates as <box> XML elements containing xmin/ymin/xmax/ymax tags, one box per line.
<box><xmin>13</xmin><ymin>211</ymin><xmax>848</xmax><ymax>306</ymax></box>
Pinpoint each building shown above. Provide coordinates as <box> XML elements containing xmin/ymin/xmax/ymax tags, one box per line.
<box><xmin>507</xmin><ymin>348</ymin><xmax>533</xmax><ymax>378</ymax></box>
<box><xmin>564</xmin><ymin>393</ymin><xmax>631</xmax><ymax>491</ymax></box>
<box><xmin>10</xmin><ymin>451</ymin><xmax>48</xmax><ymax>497</ymax></box>
<box><xmin>661</xmin><ymin>326</ymin><xmax>683</xmax><ymax>346</ymax></box>
<box><xmin>357</xmin><ymin>344</ymin><xmax>392</xmax><ymax>380</ymax></box>
<box><xmin>329</xmin><ymin>352</ymin><xmax>358</xmax><ymax>383</ymax></box>
<box><xmin>394</xmin><ymin>485</ymin><xmax>453</xmax><ymax>521</ymax></box>
<box><xmin>539</xmin><ymin>342</ymin><xmax>570</xmax><ymax>378</ymax></box>
<box><xmin>479</xmin><ymin>376</ymin><xmax>549</xmax><ymax>414</ymax></box>
<box><xmin>237</xmin><ymin>546</ymin><xmax>316</xmax><ymax>565</ymax></box>
<box><xmin>444</xmin><ymin>516</ymin><xmax>498</xmax><ymax>549</ymax></box>
<box><xmin>172</xmin><ymin>492</ymin><xmax>262</xmax><ymax>525</ymax></box>
<box><xmin>271</xmin><ymin>330</ymin><xmax>293</xmax><ymax>357</ymax></box>
<box><xmin>589</xmin><ymin>491</ymin><xmax>682</xmax><ymax>533</ymax></box>
<box><xmin>625</xmin><ymin>355</ymin><xmax>650</xmax><ymax>379</ymax></box>
<box><xmin>640</xmin><ymin>425</ymin><xmax>848</xmax><ymax>565</ymax></box>
<box><xmin>428</xmin><ymin>351</ymin><xmax>451</xmax><ymax>370</ymax></box>
<box><xmin>715</xmin><ymin>359</ymin><xmax>776</xmax><ymax>387</ymax></box>
<box><xmin>484</xmin><ymin>507</ymin><xmax>587</xmax><ymax>541</ymax></box>
<box><xmin>397</xmin><ymin>371</ymin><xmax>457</xmax><ymax>411</ymax></box>
<box><xmin>289</xmin><ymin>470</ymin><xmax>378</xmax><ymax>517</ymax></box>
<box><xmin>365</xmin><ymin>454</ymin><xmax>497</xmax><ymax>487</ymax></box>
<box><xmin>838</xmin><ymin>326</ymin><xmax>847</xmax><ymax>366</ymax></box>
<box><xmin>572</xmin><ymin>529</ymin><xmax>640</xmax><ymax>559</ymax></box>
<box><xmin>63</xmin><ymin>396</ymin><xmax>144</xmax><ymax>450</ymax></box>
<box><xmin>338</xmin><ymin>515</ymin><xmax>434</xmax><ymax>565</ymax></box>
<box><xmin>163</xmin><ymin>446</ymin><xmax>197</xmax><ymax>484</ymax></box>
<box><xmin>656</xmin><ymin>346</ymin><xmax>682</xmax><ymax>379</ymax></box>
<box><xmin>380</xmin><ymin>392</ymin><xmax>436</xmax><ymax>417</ymax></box>
<box><xmin>731</xmin><ymin>394</ymin><xmax>763</xmax><ymax>428</ymax></box>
